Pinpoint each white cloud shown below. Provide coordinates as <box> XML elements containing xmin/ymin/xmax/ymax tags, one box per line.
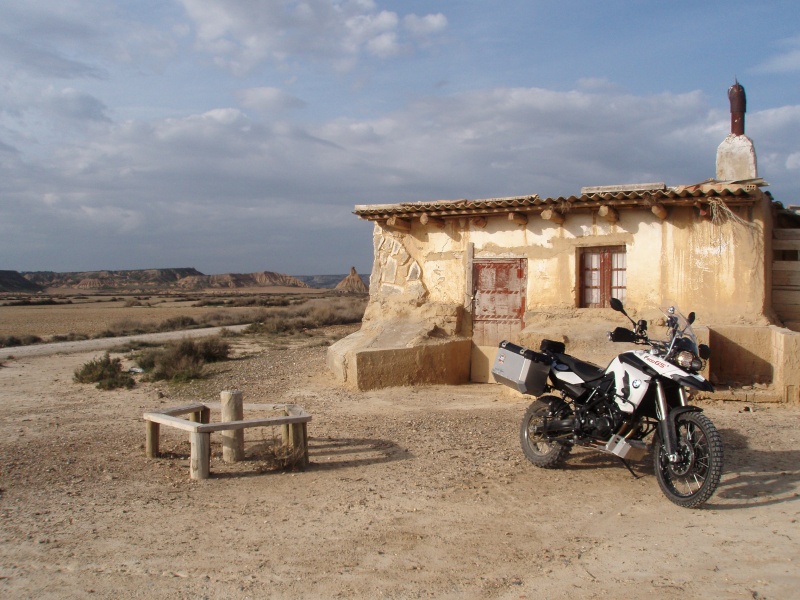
<box><xmin>178</xmin><ymin>0</ymin><xmax>446</xmax><ymax>73</ymax></box>
<box><xmin>403</xmin><ymin>13</ymin><xmax>447</xmax><ymax>37</ymax></box>
<box><xmin>237</xmin><ymin>86</ymin><xmax>307</xmax><ymax>112</ymax></box>
<box><xmin>753</xmin><ymin>35</ymin><xmax>800</xmax><ymax>74</ymax></box>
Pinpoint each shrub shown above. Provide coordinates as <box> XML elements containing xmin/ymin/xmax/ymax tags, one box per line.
<box><xmin>136</xmin><ymin>336</ymin><xmax>230</xmax><ymax>383</ymax></box>
<box><xmin>157</xmin><ymin>315</ymin><xmax>198</xmax><ymax>331</ymax></box>
<box><xmin>0</xmin><ymin>335</ymin><xmax>43</xmax><ymax>348</ymax></box>
<box><xmin>97</xmin><ymin>318</ymin><xmax>147</xmax><ymax>338</ymax></box>
<box><xmin>51</xmin><ymin>333</ymin><xmax>89</xmax><ymax>343</ymax></box>
<box><xmin>73</xmin><ymin>354</ymin><xmax>135</xmax><ymax>390</ymax></box>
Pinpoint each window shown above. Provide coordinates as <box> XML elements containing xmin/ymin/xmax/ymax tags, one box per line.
<box><xmin>579</xmin><ymin>246</ymin><xmax>626</xmax><ymax>308</ymax></box>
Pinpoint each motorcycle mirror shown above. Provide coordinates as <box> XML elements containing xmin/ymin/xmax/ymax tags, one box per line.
<box><xmin>687</xmin><ymin>311</ymin><xmax>696</xmax><ymax>325</ymax></box>
<box><xmin>609</xmin><ymin>298</ymin><xmax>624</xmax><ymax>313</ymax></box>
<box><xmin>608</xmin><ymin>327</ymin><xmax>637</xmax><ymax>343</ymax></box>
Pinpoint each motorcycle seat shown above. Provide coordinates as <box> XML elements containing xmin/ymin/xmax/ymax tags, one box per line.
<box><xmin>554</xmin><ymin>353</ymin><xmax>605</xmax><ymax>382</ymax></box>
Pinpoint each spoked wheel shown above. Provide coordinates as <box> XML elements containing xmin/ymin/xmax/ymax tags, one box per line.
<box><xmin>653</xmin><ymin>412</ymin><xmax>723</xmax><ymax>508</ymax></box>
<box><xmin>519</xmin><ymin>396</ymin><xmax>572</xmax><ymax>468</ymax></box>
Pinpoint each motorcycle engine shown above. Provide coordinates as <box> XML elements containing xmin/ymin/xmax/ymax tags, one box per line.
<box><xmin>577</xmin><ymin>397</ymin><xmax>624</xmax><ymax>440</ymax></box>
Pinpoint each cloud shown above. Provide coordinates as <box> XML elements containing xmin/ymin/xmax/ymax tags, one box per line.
<box><xmin>753</xmin><ymin>35</ymin><xmax>800</xmax><ymax>74</ymax></box>
<box><xmin>41</xmin><ymin>87</ymin><xmax>111</xmax><ymax>122</ymax></box>
<box><xmin>178</xmin><ymin>0</ymin><xmax>447</xmax><ymax>74</ymax></box>
<box><xmin>403</xmin><ymin>13</ymin><xmax>447</xmax><ymax>37</ymax></box>
<box><xmin>237</xmin><ymin>86</ymin><xmax>307</xmax><ymax>112</ymax></box>
<box><xmin>3</xmin><ymin>81</ymin><xmax>800</xmax><ymax>273</ymax></box>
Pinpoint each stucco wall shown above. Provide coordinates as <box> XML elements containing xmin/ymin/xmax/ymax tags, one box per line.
<box><xmin>331</xmin><ymin>192</ymin><xmax>777</xmax><ymax>391</ymax></box>
<box><xmin>364</xmin><ymin>196</ymin><xmax>770</xmax><ymax>325</ymax></box>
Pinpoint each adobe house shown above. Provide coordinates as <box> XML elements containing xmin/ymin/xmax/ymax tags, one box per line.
<box><xmin>328</xmin><ymin>82</ymin><xmax>800</xmax><ymax>402</ymax></box>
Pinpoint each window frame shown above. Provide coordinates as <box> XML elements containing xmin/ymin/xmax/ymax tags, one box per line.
<box><xmin>578</xmin><ymin>245</ymin><xmax>627</xmax><ymax>308</ymax></box>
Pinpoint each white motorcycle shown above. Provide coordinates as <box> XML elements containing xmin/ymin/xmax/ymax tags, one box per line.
<box><xmin>492</xmin><ymin>298</ymin><xmax>723</xmax><ymax>508</ymax></box>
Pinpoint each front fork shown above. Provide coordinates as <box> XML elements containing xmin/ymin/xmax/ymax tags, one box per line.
<box><xmin>655</xmin><ymin>382</ymin><xmax>690</xmax><ymax>463</ymax></box>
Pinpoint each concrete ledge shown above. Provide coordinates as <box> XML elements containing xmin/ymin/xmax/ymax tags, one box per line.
<box><xmin>328</xmin><ymin>322</ymin><xmax>471</xmax><ymax>390</ymax></box>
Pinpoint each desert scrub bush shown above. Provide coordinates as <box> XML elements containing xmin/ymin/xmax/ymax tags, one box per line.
<box><xmin>198</xmin><ymin>311</ymin><xmax>247</xmax><ymax>328</ymax></box>
<box><xmin>136</xmin><ymin>336</ymin><xmax>230</xmax><ymax>383</ymax></box>
<box><xmin>242</xmin><ymin>297</ymin><xmax>366</xmax><ymax>336</ymax></box>
<box><xmin>107</xmin><ymin>340</ymin><xmax>161</xmax><ymax>353</ymax></box>
<box><xmin>73</xmin><ymin>354</ymin><xmax>135</xmax><ymax>390</ymax></box>
<box><xmin>3</xmin><ymin>298</ymin><xmax>69</xmax><ymax>306</ymax></box>
<box><xmin>123</xmin><ymin>298</ymin><xmax>149</xmax><ymax>307</ymax></box>
<box><xmin>97</xmin><ymin>318</ymin><xmax>148</xmax><ymax>338</ymax></box>
<box><xmin>50</xmin><ymin>333</ymin><xmax>90</xmax><ymax>343</ymax></box>
<box><xmin>157</xmin><ymin>315</ymin><xmax>198</xmax><ymax>331</ymax></box>
<box><xmin>0</xmin><ymin>334</ymin><xmax>43</xmax><ymax>348</ymax></box>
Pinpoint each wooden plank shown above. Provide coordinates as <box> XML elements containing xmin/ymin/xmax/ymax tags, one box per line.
<box><xmin>774</xmin><ymin>305</ymin><xmax>800</xmax><ymax>321</ymax></box>
<box><xmin>151</xmin><ymin>403</ymin><xmax>207</xmax><ymax>417</ymax></box>
<box><xmin>773</xmin><ymin>239</ymin><xmax>800</xmax><ymax>251</ymax></box>
<box><xmin>772</xmin><ymin>270</ymin><xmax>800</xmax><ymax>288</ymax></box>
<box><xmin>284</xmin><ymin>404</ymin><xmax>310</xmax><ymax>418</ymax></box>
<box><xmin>774</xmin><ymin>229</ymin><xmax>800</xmax><ymax>240</ymax></box>
<box><xmin>142</xmin><ymin>412</ymin><xmax>201</xmax><ymax>432</ymax></box>
<box><xmin>773</xmin><ymin>290</ymin><xmax>800</xmax><ymax>306</ymax></box>
<box><xmin>773</xmin><ymin>261</ymin><xmax>800</xmax><ymax>271</ymax></box>
<box><xmin>195</xmin><ymin>415</ymin><xmax>311</xmax><ymax>433</ymax></box>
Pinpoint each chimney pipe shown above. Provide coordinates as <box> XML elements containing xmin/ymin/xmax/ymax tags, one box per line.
<box><xmin>728</xmin><ymin>79</ymin><xmax>746</xmax><ymax>136</ymax></box>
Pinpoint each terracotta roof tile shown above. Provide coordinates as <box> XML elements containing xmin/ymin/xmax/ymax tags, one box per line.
<box><xmin>354</xmin><ymin>182</ymin><xmax>766</xmax><ymax>220</ymax></box>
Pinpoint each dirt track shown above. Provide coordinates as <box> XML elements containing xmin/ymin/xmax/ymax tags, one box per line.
<box><xmin>1</xmin><ymin>325</ymin><xmax>799</xmax><ymax>599</ymax></box>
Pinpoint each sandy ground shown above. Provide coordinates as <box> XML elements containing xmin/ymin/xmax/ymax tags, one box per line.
<box><xmin>1</xmin><ymin>325</ymin><xmax>799</xmax><ymax>599</ymax></box>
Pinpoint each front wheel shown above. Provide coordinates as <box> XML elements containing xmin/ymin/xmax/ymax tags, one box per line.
<box><xmin>653</xmin><ymin>412</ymin><xmax>723</xmax><ymax>508</ymax></box>
<box><xmin>519</xmin><ymin>396</ymin><xmax>572</xmax><ymax>468</ymax></box>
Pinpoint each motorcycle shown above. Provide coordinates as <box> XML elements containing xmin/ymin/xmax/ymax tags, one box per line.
<box><xmin>492</xmin><ymin>298</ymin><xmax>723</xmax><ymax>508</ymax></box>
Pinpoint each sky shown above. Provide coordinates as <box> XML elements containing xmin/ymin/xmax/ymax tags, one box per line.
<box><xmin>1</xmin><ymin>1</ymin><xmax>799</xmax><ymax>276</ymax></box>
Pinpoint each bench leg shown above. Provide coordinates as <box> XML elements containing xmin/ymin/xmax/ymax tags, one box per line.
<box><xmin>190</xmin><ymin>432</ymin><xmax>211</xmax><ymax>480</ymax></box>
<box><xmin>289</xmin><ymin>423</ymin><xmax>309</xmax><ymax>468</ymax></box>
<box><xmin>146</xmin><ymin>422</ymin><xmax>160</xmax><ymax>458</ymax></box>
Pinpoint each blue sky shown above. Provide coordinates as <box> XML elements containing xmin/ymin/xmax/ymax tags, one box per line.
<box><xmin>1</xmin><ymin>1</ymin><xmax>799</xmax><ymax>276</ymax></box>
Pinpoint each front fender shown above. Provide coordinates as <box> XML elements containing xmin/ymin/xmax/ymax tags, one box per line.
<box><xmin>659</xmin><ymin>406</ymin><xmax>703</xmax><ymax>455</ymax></box>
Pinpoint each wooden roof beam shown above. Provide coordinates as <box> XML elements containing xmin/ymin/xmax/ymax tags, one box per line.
<box><xmin>386</xmin><ymin>215</ymin><xmax>412</xmax><ymax>232</ymax></box>
<box><xmin>597</xmin><ymin>205</ymin><xmax>619</xmax><ymax>224</ymax></box>
<box><xmin>471</xmin><ymin>216</ymin><xmax>487</xmax><ymax>228</ymax></box>
<box><xmin>420</xmin><ymin>214</ymin><xmax>445</xmax><ymax>229</ymax></box>
<box><xmin>651</xmin><ymin>204</ymin><xmax>668</xmax><ymax>221</ymax></box>
<box><xmin>541</xmin><ymin>209</ymin><xmax>565</xmax><ymax>225</ymax></box>
<box><xmin>508</xmin><ymin>212</ymin><xmax>528</xmax><ymax>226</ymax></box>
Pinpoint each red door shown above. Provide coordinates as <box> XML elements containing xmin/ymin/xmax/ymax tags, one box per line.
<box><xmin>472</xmin><ymin>259</ymin><xmax>526</xmax><ymax>346</ymax></box>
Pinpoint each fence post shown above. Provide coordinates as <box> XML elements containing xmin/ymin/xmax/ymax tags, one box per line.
<box><xmin>145</xmin><ymin>421</ymin><xmax>160</xmax><ymax>458</ymax></box>
<box><xmin>220</xmin><ymin>390</ymin><xmax>244</xmax><ymax>462</ymax></box>
<box><xmin>190</xmin><ymin>431</ymin><xmax>210</xmax><ymax>479</ymax></box>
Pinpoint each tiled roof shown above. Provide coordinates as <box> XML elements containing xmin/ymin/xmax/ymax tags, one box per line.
<box><xmin>354</xmin><ymin>180</ymin><xmax>768</xmax><ymax>220</ymax></box>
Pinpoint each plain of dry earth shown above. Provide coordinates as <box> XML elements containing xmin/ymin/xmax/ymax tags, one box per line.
<box><xmin>0</xmin><ymin>324</ymin><xmax>799</xmax><ymax>599</ymax></box>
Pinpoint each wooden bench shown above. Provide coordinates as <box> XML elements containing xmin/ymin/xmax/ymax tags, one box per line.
<box><xmin>143</xmin><ymin>402</ymin><xmax>311</xmax><ymax>479</ymax></box>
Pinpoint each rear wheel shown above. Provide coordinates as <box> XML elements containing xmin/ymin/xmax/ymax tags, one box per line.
<box><xmin>653</xmin><ymin>412</ymin><xmax>723</xmax><ymax>508</ymax></box>
<box><xmin>519</xmin><ymin>396</ymin><xmax>572</xmax><ymax>468</ymax></box>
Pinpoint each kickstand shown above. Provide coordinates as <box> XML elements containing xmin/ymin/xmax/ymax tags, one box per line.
<box><xmin>619</xmin><ymin>457</ymin><xmax>641</xmax><ymax>480</ymax></box>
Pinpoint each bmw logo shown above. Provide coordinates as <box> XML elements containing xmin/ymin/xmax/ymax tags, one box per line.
<box><xmin>632</xmin><ymin>379</ymin><xmax>642</xmax><ymax>389</ymax></box>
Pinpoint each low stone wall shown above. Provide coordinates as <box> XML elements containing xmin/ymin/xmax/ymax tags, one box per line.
<box><xmin>709</xmin><ymin>325</ymin><xmax>800</xmax><ymax>402</ymax></box>
<box><xmin>327</xmin><ymin>317</ymin><xmax>471</xmax><ymax>391</ymax></box>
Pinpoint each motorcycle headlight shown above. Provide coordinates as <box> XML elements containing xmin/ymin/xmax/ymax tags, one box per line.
<box><xmin>675</xmin><ymin>351</ymin><xmax>696</xmax><ymax>369</ymax></box>
<box><xmin>674</xmin><ymin>350</ymin><xmax>704</xmax><ymax>372</ymax></box>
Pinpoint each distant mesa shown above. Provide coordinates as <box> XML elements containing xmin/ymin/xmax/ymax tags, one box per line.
<box><xmin>0</xmin><ymin>268</ymin><xmax>372</xmax><ymax>293</ymax></box>
<box><xmin>335</xmin><ymin>267</ymin><xmax>369</xmax><ymax>293</ymax></box>
<box><xmin>0</xmin><ymin>268</ymin><xmax>310</xmax><ymax>293</ymax></box>
<box><xmin>0</xmin><ymin>270</ymin><xmax>43</xmax><ymax>293</ymax></box>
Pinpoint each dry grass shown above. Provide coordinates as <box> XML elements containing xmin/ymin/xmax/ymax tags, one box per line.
<box><xmin>0</xmin><ymin>290</ymin><xmax>367</xmax><ymax>343</ymax></box>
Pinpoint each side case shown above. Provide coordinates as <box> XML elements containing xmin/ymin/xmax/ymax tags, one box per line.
<box><xmin>492</xmin><ymin>341</ymin><xmax>551</xmax><ymax>395</ymax></box>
